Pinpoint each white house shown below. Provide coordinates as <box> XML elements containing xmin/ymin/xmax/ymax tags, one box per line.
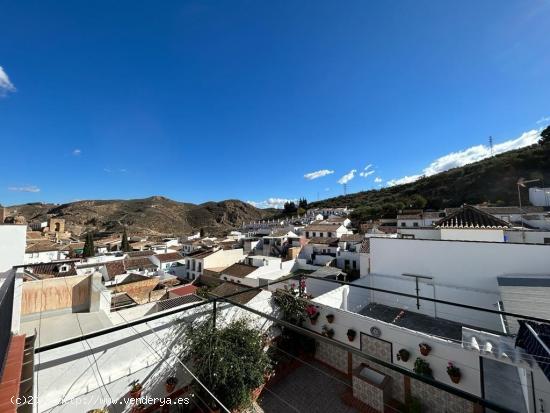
<box><xmin>184</xmin><ymin>248</ymin><xmax>245</xmax><ymax>280</ymax></box>
<box><xmin>304</xmin><ymin>222</ymin><xmax>351</xmax><ymax>239</ymax></box>
<box><xmin>397</xmin><ymin>210</ymin><xmax>445</xmax><ymax>228</ymax></box>
<box><xmin>219</xmin><ymin>256</ymin><xmax>296</xmax><ymax>287</ymax></box>
<box><xmin>24</xmin><ymin>241</ymin><xmax>69</xmax><ymax>265</ymax></box>
<box><xmin>150</xmin><ymin>251</ymin><xmax>185</xmax><ymax>273</ymax></box>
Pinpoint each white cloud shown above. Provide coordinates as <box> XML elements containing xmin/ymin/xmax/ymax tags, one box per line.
<box><xmin>374</xmin><ymin>177</ymin><xmax>382</xmax><ymax>183</ymax></box>
<box><xmin>387</xmin><ymin>129</ymin><xmax>540</xmax><ymax>187</ymax></box>
<box><xmin>8</xmin><ymin>185</ymin><xmax>40</xmax><ymax>193</ymax></box>
<box><xmin>359</xmin><ymin>170</ymin><xmax>375</xmax><ymax>178</ymax></box>
<box><xmin>120</xmin><ymin>168</ymin><xmax>127</xmax><ymax>173</ymax></box>
<box><xmin>338</xmin><ymin>169</ymin><xmax>356</xmax><ymax>185</ymax></box>
<box><xmin>0</xmin><ymin>66</ymin><xmax>16</xmax><ymax>97</ymax></box>
<box><xmin>386</xmin><ymin>174</ymin><xmax>423</xmax><ymax>187</ymax></box>
<box><xmin>536</xmin><ymin>116</ymin><xmax>550</xmax><ymax>125</ymax></box>
<box><xmin>359</xmin><ymin>164</ymin><xmax>375</xmax><ymax>178</ymax></box>
<box><xmin>72</xmin><ymin>149</ymin><xmax>81</xmax><ymax>156</ymax></box>
<box><xmin>103</xmin><ymin>168</ymin><xmax>112</xmax><ymax>173</ymax></box>
<box><xmin>247</xmin><ymin>197</ymin><xmax>297</xmax><ymax>209</ymax></box>
<box><xmin>304</xmin><ymin>169</ymin><xmax>334</xmax><ymax>180</ymax></box>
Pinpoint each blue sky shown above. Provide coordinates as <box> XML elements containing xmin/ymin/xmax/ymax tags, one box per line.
<box><xmin>1</xmin><ymin>1</ymin><xmax>549</xmax><ymax>208</ymax></box>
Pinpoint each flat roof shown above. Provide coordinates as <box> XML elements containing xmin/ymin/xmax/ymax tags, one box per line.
<box><xmin>359</xmin><ymin>302</ymin><xmax>463</xmax><ymax>341</ymax></box>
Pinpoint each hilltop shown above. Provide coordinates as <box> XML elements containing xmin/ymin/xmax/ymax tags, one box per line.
<box><xmin>310</xmin><ymin>142</ymin><xmax>550</xmax><ymax>220</ymax></box>
<box><xmin>6</xmin><ymin>196</ymin><xmax>275</xmax><ymax>237</ymax></box>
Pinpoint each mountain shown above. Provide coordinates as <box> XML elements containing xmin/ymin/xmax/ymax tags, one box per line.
<box><xmin>310</xmin><ymin>142</ymin><xmax>550</xmax><ymax>219</ymax></box>
<box><xmin>6</xmin><ymin>196</ymin><xmax>274</xmax><ymax>237</ymax></box>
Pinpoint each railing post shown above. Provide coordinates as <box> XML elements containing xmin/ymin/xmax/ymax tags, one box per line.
<box><xmin>212</xmin><ymin>299</ymin><xmax>217</xmax><ymax>331</ymax></box>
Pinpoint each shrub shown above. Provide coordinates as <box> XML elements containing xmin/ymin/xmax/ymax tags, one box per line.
<box><xmin>182</xmin><ymin>318</ymin><xmax>272</xmax><ymax>410</ymax></box>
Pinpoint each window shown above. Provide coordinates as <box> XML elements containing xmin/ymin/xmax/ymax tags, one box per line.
<box><xmin>328</xmin><ymin>232</ymin><xmax>332</xmax><ymax>237</ymax></box>
<box><xmin>313</xmin><ymin>232</ymin><xmax>316</xmax><ymax>237</ymax></box>
<box><xmin>306</xmin><ymin>231</ymin><xmax>310</xmax><ymax>238</ymax></box>
<box><xmin>544</xmin><ymin>238</ymin><xmax>550</xmax><ymax>245</ymax></box>
<box><xmin>198</xmin><ymin>262</ymin><xmax>202</xmax><ymax>272</ymax></box>
<box><xmin>413</xmin><ymin>222</ymin><xmax>419</xmax><ymax>227</ymax></box>
<box><xmin>401</xmin><ymin>222</ymin><xmax>406</xmax><ymax>227</ymax></box>
<box><xmin>352</xmin><ymin>261</ymin><xmax>357</xmax><ymax>269</ymax></box>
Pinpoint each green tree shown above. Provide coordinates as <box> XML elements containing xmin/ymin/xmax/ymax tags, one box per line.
<box><xmin>83</xmin><ymin>232</ymin><xmax>95</xmax><ymax>257</ymax></box>
<box><xmin>407</xmin><ymin>194</ymin><xmax>428</xmax><ymax>209</ymax></box>
<box><xmin>283</xmin><ymin>201</ymin><xmax>297</xmax><ymax>214</ymax></box>
<box><xmin>540</xmin><ymin>125</ymin><xmax>550</xmax><ymax>146</ymax></box>
<box><xmin>298</xmin><ymin>198</ymin><xmax>308</xmax><ymax>209</ymax></box>
<box><xmin>121</xmin><ymin>228</ymin><xmax>131</xmax><ymax>252</ymax></box>
<box><xmin>183</xmin><ymin>319</ymin><xmax>272</xmax><ymax>410</ymax></box>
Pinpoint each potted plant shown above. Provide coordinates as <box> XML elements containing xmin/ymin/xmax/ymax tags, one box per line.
<box><xmin>407</xmin><ymin>397</ymin><xmax>422</xmax><ymax>413</ymax></box>
<box><xmin>165</xmin><ymin>376</ymin><xmax>178</xmax><ymax>393</ymax></box>
<box><xmin>326</xmin><ymin>314</ymin><xmax>335</xmax><ymax>323</ymax></box>
<box><xmin>322</xmin><ymin>325</ymin><xmax>335</xmax><ymax>338</ymax></box>
<box><xmin>346</xmin><ymin>329</ymin><xmax>356</xmax><ymax>342</ymax></box>
<box><xmin>306</xmin><ymin>305</ymin><xmax>320</xmax><ymax>325</ymax></box>
<box><xmin>129</xmin><ymin>381</ymin><xmax>143</xmax><ymax>399</ymax></box>
<box><xmin>446</xmin><ymin>362</ymin><xmax>461</xmax><ymax>383</ymax></box>
<box><xmin>419</xmin><ymin>343</ymin><xmax>431</xmax><ymax>356</ymax></box>
<box><xmin>397</xmin><ymin>348</ymin><xmax>410</xmax><ymax>362</ymax></box>
<box><xmin>413</xmin><ymin>358</ymin><xmax>432</xmax><ymax>378</ymax></box>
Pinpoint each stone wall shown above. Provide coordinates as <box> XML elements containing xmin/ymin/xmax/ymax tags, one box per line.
<box><xmin>358</xmin><ymin>333</ymin><xmax>406</xmax><ymax>404</ymax></box>
<box><xmin>410</xmin><ymin>378</ymin><xmax>474</xmax><ymax>413</ymax></box>
<box><xmin>21</xmin><ymin>274</ymin><xmax>90</xmax><ymax>315</ymax></box>
<box><xmin>315</xmin><ymin>340</ymin><xmax>348</xmax><ymax>374</ymax></box>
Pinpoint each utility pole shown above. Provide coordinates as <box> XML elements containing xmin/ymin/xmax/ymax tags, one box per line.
<box><xmin>489</xmin><ymin>136</ymin><xmax>494</xmax><ymax>156</ymax></box>
<box><xmin>343</xmin><ymin>183</ymin><xmax>347</xmax><ymax>196</ymax></box>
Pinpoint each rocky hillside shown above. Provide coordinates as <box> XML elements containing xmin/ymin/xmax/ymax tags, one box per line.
<box><xmin>6</xmin><ymin>196</ymin><xmax>274</xmax><ymax>237</ymax></box>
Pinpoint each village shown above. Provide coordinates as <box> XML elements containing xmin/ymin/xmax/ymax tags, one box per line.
<box><xmin>1</xmin><ymin>186</ymin><xmax>550</xmax><ymax>413</ymax></box>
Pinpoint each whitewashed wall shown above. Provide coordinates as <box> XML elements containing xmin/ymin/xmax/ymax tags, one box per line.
<box><xmin>34</xmin><ymin>291</ymin><xmax>276</xmax><ymax>413</ymax></box>
<box><xmin>371</xmin><ymin>238</ymin><xmax>550</xmax><ymax>284</ymax></box>
<box><xmin>308</xmin><ymin>287</ymin><xmax>483</xmax><ymax>397</ymax></box>
<box><xmin>0</xmin><ymin>224</ymin><xmax>26</xmax><ymax>271</ymax></box>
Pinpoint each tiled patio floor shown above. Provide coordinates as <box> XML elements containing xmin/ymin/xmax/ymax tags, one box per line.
<box><xmin>258</xmin><ymin>359</ymin><xmax>359</xmax><ymax>413</ymax></box>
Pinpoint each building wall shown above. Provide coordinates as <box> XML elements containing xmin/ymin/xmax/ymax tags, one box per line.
<box><xmin>24</xmin><ymin>249</ymin><xmax>67</xmax><ymax>265</ymax></box>
<box><xmin>369</xmin><ymin>238</ymin><xmax>550</xmax><ymax>330</ymax></box>
<box><xmin>21</xmin><ymin>274</ymin><xmax>91</xmax><ymax>316</ymax></box>
<box><xmin>370</xmin><ymin>237</ymin><xmax>550</xmax><ymax>296</ymax></box>
<box><xmin>0</xmin><ymin>224</ymin><xmax>26</xmax><ymax>272</ymax></box>
<box><xmin>504</xmin><ymin>230</ymin><xmax>550</xmax><ymax>244</ymax></box>
<box><xmin>308</xmin><ymin>288</ymin><xmax>483</xmax><ymax>398</ymax></box>
<box><xmin>440</xmin><ymin>228</ymin><xmax>504</xmax><ymax>242</ymax></box>
<box><xmin>499</xmin><ymin>285</ymin><xmax>550</xmax><ymax>334</ymax></box>
<box><xmin>204</xmin><ymin>248</ymin><xmax>245</xmax><ymax>269</ymax></box>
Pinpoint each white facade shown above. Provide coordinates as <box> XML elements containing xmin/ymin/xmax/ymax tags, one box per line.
<box><xmin>529</xmin><ymin>187</ymin><xmax>550</xmax><ymax>207</ymax></box>
<box><xmin>369</xmin><ymin>237</ymin><xmax>550</xmax><ymax>330</ymax></box>
<box><xmin>0</xmin><ymin>224</ymin><xmax>26</xmax><ymax>271</ymax></box>
<box><xmin>185</xmin><ymin>248</ymin><xmax>245</xmax><ymax>280</ymax></box>
<box><xmin>24</xmin><ymin>249</ymin><xmax>68</xmax><ymax>265</ymax></box>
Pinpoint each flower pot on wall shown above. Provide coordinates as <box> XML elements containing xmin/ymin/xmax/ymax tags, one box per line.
<box><xmin>397</xmin><ymin>349</ymin><xmax>410</xmax><ymax>362</ymax></box>
<box><xmin>165</xmin><ymin>377</ymin><xmax>178</xmax><ymax>394</ymax></box>
<box><xmin>326</xmin><ymin>314</ymin><xmax>335</xmax><ymax>323</ymax></box>
<box><xmin>419</xmin><ymin>343</ymin><xmax>431</xmax><ymax>356</ymax></box>
<box><xmin>447</xmin><ymin>362</ymin><xmax>461</xmax><ymax>384</ymax></box>
<box><xmin>346</xmin><ymin>329</ymin><xmax>356</xmax><ymax>342</ymax></box>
